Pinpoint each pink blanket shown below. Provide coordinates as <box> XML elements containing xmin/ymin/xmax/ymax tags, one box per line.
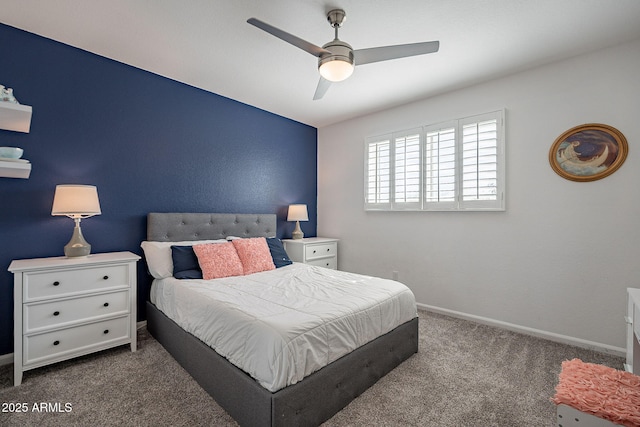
<box><xmin>553</xmin><ymin>359</ymin><xmax>640</xmax><ymax>427</ymax></box>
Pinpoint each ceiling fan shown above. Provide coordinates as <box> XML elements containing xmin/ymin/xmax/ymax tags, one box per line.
<box><xmin>247</xmin><ymin>9</ymin><xmax>439</xmax><ymax>100</ymax></box>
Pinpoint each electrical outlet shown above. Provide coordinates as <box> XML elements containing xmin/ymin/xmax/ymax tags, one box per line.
<box><xmin>392</xmin><ymin>270</ymin><xmax>399</xmax><ymax>281</ymax></box>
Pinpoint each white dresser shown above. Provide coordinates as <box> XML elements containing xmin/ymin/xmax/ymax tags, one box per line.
<box><xmin>283</xmin><ymin>237</ymin><xmax>339</xmax><ymax>270</ymax></box>
<box><xmin>625</xmin><ymin>287</ymin><xmax>640</xmax><ymax>374</ymax></box>
<box><xmin>9</xmin><ymin>251</ymin><xmax>140</xmax><ymax>386</ymax></box>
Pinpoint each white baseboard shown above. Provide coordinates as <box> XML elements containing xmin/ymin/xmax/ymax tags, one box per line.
<box><xmin>417</xmin><ymin>302</ymin><xmax>626</xmax><ymax>357</ymax></box>
<box><xmin>137</xmin><ymin>320</ymin><xmax>147</xmax><ymax>330</ymax></box>
<box><xmin>0</xmin><ymin>352</ymin><xmax>12</xmax><ymax>367</ymax></box>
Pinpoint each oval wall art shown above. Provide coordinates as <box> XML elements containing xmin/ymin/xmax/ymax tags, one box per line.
<box><xmin>549</xmin><ymin>123</ymin><xmax>628</xmax><ymax>182</ymax></box>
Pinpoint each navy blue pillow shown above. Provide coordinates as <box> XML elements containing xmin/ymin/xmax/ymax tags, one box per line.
<box><xmin>171</xmin><ymin>245</ymin><xmax>203</xmax><ymax>279</ymax></box>
<box><xmin>266</xmin><ymin>237</ymin><xmax>293</xmax><ymax>268</ymax></box>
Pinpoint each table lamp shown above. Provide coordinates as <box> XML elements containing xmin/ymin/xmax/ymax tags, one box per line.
<box><xmin>287</xmin><ymin>204</ymin><xmax>308</xmax><ymax>239</ymax></box>
<box><xmin>51</xmin><ymin>184</ymin><xmax>101</xmax><ymax>257</ymax></box>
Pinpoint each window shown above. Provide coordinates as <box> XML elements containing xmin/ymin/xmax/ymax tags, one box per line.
<box><xmin>365</xmin><ymin>110</ymin><xmax>505</xmax><ymax>211</ymax></box>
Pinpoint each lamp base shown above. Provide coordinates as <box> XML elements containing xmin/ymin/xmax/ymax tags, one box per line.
<box><xmin>64</xmin><ymin>220</ymin><xmax>92</xmax><ymax>257</ymax></box>
<box><xmin>292</xmin><ymin>220</ymin><xmax>304</xmax><ymax>240</ymax></box>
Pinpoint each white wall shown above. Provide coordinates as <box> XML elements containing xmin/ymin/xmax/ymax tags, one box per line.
<box><xmin>317</xmin><ymin>38</ymin><xmax>640</xmax><ymax>352</ymax></box>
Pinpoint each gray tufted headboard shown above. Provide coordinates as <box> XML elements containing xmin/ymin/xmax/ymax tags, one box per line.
<box><xmin>147</xmin><ymin>213</ymin><xmax>277</xmax><ymax>242</ymax></box>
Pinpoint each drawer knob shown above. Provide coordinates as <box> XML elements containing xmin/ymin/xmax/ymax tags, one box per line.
<box><xmin>103</xmin><ymin>329</ymin><xmax>109</xmax><ymax>335</ymax></box>
<box><xmin>53</xmin><ymin>340</ymin><xmax>60</xmax><ymax>346</ymax></box>
<box><xmin>103</xmin><ymin>275</ymin><xmax>109</xmax><ymax>280</ymax></box>
<box><xmin>327</xmin><ymin>248</ymin><xmax>330</xmax><ymax>252</ymax></box>
<box><xmin>53</xmin><ymin>281</ymin><xmax>60</xmax><ymax>286</ymax></box>
<box><xmin>103</xmin><ymin>302</ymin><xmax>109</xmax><ymax>307</ymax></box>
<box><xmin>53</xmin><ymin>311</ymin><xmax>60</xmax><ymax>316</ymax></box>
<box><xmin>313</xmin><ymin>250</ymin><xmax>317</xmax><ymax>254</ymax></box>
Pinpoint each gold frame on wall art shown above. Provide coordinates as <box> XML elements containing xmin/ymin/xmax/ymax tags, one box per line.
<box><xmin>549</xmin><ymin>123</ymin><xmax>628</xmax><ymax>182</ymax></box>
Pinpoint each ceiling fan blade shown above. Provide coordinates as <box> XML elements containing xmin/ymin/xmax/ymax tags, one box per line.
<box><xmin>247</xmin><ymin>18</ymin><xmax>330</xmax><ymax>57</ymax></box>
<box><xmin>313</xmin><ymin>77</ymin><xmax>332</xmax><ymax>100</ymax></box>
<box><xmin>353</xmin><ymin>41</ymin><xmax>440</xmax><ymax>66</ymax></box>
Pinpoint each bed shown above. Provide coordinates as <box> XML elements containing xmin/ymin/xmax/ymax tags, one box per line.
<box><xmin>143</xmin><ymin>212</ymin><xmax>418</xmax><ymax>427</ymax></box>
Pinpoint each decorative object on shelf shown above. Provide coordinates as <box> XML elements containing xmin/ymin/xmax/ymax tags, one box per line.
<box><xmin>51</xmin><ymin>185</ymin><xmax>102</xmax><ymax>257</ymax></box>
<box><xmin>0</xmin><ymin>146</ymin><xmax>23</xmax><ymax>159</ymax></box>
<box><xmin>0</xmin><ymin>85</ymin><xmax>19</xmax><ymax>103</ymax></box>
<box><xmin>549</xmin><ymin>123</ymin><xmax>628</xmax><ymax>182</ymax></box>
<box><xmin>287</xmin><ymin>204</ymin><xmax>308</xmax><ymax>239</ymax></box>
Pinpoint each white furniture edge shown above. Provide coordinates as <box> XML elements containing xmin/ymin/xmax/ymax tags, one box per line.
<box><xmin>417</xmin><ymin>302</ymin><xmax>626</xmax><ymax>357</ymax></box>
<box><xmin>8</xmin><ymin>252</ymin><xmax>140</xmax><ymax>272</ymax></box>
<box><xmin>556</xmin><ymin>404</ymin><xmax>619</xmax><ymax>427</ymax></box>
<box><xmin>282</xmin><ymin>237</ymin><xmax>339</xmax><ymax>242</ymax></box>
<box><xmin>625</xmin><ymin>287</ymin><xmax>640</xmax><ymax>373</ymax></box>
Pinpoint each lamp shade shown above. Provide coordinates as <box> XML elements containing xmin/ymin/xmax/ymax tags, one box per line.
<box><xmin>287</xmin><ymin>204</ymin><xmax>308</xmax><ymax>222</ymax></box>
<box><xmin>51</xmin><ymin>185</ymin><xmax>101</xmax><ymax>217</ymax></box>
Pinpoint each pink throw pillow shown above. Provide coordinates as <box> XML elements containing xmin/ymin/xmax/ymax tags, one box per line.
<box><xmin>193</xmin><ymin>242</ymin><xmax>244</xmax><ymax>279</ymax></box>
<box><xmin>232</xmin><ymin>237</ymin><xmax>276</xmax><ymax>275</ymax></box>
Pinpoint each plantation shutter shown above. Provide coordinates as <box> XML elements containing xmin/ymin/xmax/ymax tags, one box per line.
<box><xmin>393</xmin><ymin>130</ymin><xmax>421</xmax><ymax>209</ymax></box>
<box><xmin>424</xmin><ymin>123</ymin><xmax>457</xmax><ymax>209</ymax></box>
<box><xmin>459</xmin><ymin>112</ymin><xmax>504</xmax><ymax>210</ymax></box>
<box><xmin>365</xmin><ymin>137</ymin><xmax>391</xmax><ymax>209</ymax></box>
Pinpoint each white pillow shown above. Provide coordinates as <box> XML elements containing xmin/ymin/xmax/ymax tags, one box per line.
<box><xmin>141</xmin><ymin>239</ymin><xmax>227</xmax><ymax>279</ymax></box>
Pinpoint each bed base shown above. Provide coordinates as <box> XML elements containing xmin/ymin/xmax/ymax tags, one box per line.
<box><xmin>147</xmin><ymin>301</ymin><xmax>418</xmax><ymax>427</ymax></box>
<box><xmin>144</xmin><ymin>213</ymin><xmax>419</xmax><ymax>425</ymax></box>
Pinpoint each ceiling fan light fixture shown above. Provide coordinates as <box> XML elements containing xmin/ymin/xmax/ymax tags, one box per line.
<box><xmin>319</xmin><ymin>58</ymin><xmax>354</xmax><ymax>82</ymax></box>
<box><xmin>318</xmin><ymin>38</ymin><xmax>354</xmax><ymax>82</ymax></box>
<box><xmin>247</xmin><ymin>8</ymin><xmax>439</xmax><ymax>99</ymax></box>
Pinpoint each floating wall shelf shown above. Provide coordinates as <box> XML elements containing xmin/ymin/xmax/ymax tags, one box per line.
<box><xmin>0</xmin><ymin>102</ymin><xmax>32</xmax><ymax>133</ymax></box>
<box><xmin>0</xmin><ymin>100</ymin><xmax>33</xmax><ymax>178</ymax></box>
<box><xmin>0</xmin><ymin>159</ymin><xmax>31</xmax><ymax>179</ymax></box>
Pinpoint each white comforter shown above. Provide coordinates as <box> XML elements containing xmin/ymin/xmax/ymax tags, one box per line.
<box><xmin>150</xmin><ymin>263</ymin><xmax>417</xmax><ymax>392</ymax></box>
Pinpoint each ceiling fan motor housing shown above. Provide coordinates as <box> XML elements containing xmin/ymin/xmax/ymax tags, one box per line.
<box><xmin>327</xmin><ymin>9</ymin><xmax>346</xmax><ymax>27</ymax></box>
<box><xmin>318</xmin><ymin>39</ymin><xmax>354</xmax><ymax>81</ymax></box>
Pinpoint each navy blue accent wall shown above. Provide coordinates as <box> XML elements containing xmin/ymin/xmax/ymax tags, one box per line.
<box><xmin>0</xmin><ymin>24</ymin><xmax>317</xmax><ymax>355</ymax></box>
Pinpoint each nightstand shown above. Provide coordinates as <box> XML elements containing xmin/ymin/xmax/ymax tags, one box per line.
<box><xmin>8</xmin><ymin>251</ymin><xmax>140</xmax><ymax>386</ymax></box>
<box><xmin>283</xmin><ymin>237</ymin><xmax>339</xmax><ymax>270</ymax></box>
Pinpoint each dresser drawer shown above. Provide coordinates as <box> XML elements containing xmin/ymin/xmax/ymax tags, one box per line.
<box><xmin>305</xmin><ymin>242</ymin><xmax>337</xmax><ymax>260</ymax></box>
<box><xmin>24</xmin><ymin>316</ymin><xmax>130</xmax><ymax>365</ymax></box>
<box><xmin>24</xmin><ymin>264</ymin><xmax>128</xmax><ymax>301</ymax></box>
<box><xmin>307</xmin><ymin>257</ymin><xmax>337</xmax><ymax>269</ymax></box>
<box><xmin>24</xmin><ymin>290</ymin><xmax>130</xmax><ymax>333</ymax></box>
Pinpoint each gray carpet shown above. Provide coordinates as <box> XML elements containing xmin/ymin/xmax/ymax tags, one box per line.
<box><xmin>0</xmin><ymin>310</ymin><xmax>624</xmax><ymax>427</ymax></box>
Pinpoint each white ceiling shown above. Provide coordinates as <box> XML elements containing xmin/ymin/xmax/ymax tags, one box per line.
<box><xmin>1</xmin><ymin>0</ymin><xmax>640</xmax><ymax>128</ymax></box>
